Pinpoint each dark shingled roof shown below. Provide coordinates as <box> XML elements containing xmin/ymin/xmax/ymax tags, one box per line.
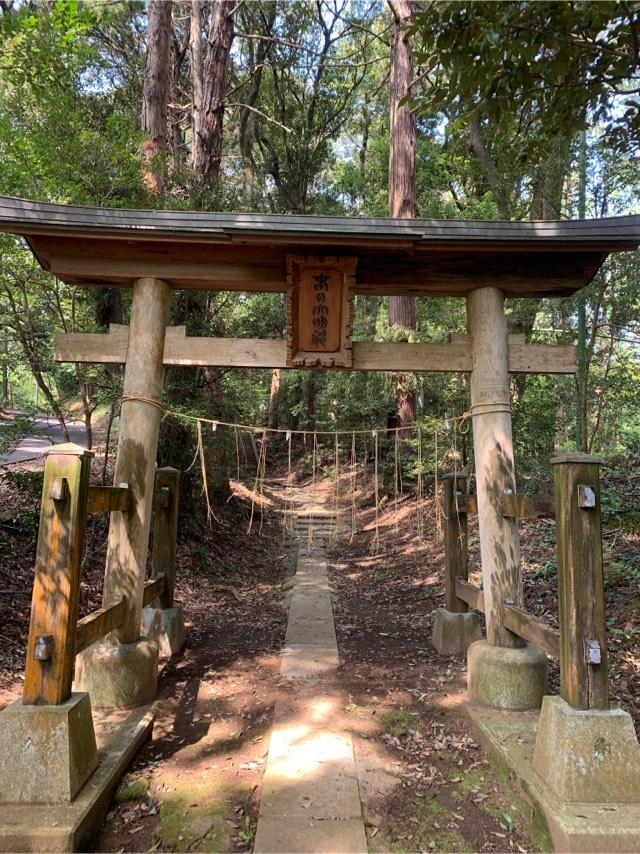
<box><xmin>1</xmin><ymin>195</ymin><xmax>639</xmax><ymax>244</ymax></box>
<box><xmin>0</xmin><ymin>196</ymin><xmax>638</xmax><ymax>297</ymax></box>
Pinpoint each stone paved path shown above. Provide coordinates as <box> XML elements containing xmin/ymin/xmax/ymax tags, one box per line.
<box><xmin>254</xmin><ymin>511</ymin><xmax>368</xmax><ymax>854</ymax></box>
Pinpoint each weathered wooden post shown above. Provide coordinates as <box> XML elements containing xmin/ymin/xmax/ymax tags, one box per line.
<box><xmin>75</xmin><ymin>277</ymin><xmax>171</xmax><ymax>708</ymax></box>
<box><xmin>0</xmin><ymin>444</ymin><xmax>98</xmax><ymax>803</ymax></box>
<box><xmin>141</xmin><ymin>467</ymin><xmax>185</xmax><ymax>657</ymax></box>
<box><xmin>553</xmin><ymin>453</ymin><xmax>608</xmax><ymax>709</ymax></box>
<box><xmin>532</xmin><ymin>453</ymin><xmax>640</xmax><ymax>803</ymax></box>
<box><xmin>432</xmin><ymin>473</ymin><xmax>482</xmax><ymax>654</ymax></box>
<box><xmin>465</xmin><ymin>287</ymin><xmax>547</xmax><ymax>709</ymax></box>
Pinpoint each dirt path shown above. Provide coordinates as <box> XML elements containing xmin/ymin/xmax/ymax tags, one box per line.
<box><xmin>91</xmin><ymin>509</ymin><xmax>296</xmax><ymax>853</ymax></box>
<box><xmin>326</xmin><ymin>496</ymin><xmax>549</xmax><ymax>853</ymax></box>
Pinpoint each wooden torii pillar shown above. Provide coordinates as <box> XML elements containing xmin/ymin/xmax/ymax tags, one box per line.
<box><xmin>465</xmin><ymin>286</ymin><xmax>548</xmax><ymax>708</ymax></box>
<box><xmin>75</xmin><ymin>277</ymin><xmax>171</xmax><ymax>708</ymax></box>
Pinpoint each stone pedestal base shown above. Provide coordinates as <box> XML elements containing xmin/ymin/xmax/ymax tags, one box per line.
<box><xmin>141</xmin><ymin>604</ymin><xmax>185</xmax><ymax>658</ymax></box>
<box><xmin>533</xmin><ymin>695</ymin><xmax>640</xmax><ymax>803</ymax></box>
<box><xmin>74</xmin><ymin>639</ymin><xmax>158</xmax><ymax>709</ymax></box>
<box><xmin>0</xmin><ymin>692</ymin><xmax>97</xmax><ymax>803</ymax></box>
<box><xmin>432</xmin><ymin>608</ymin><xmax>483</xmax><ymax>654</ymax></box>
<box><xmin>468</xmin><ymin>639</ymin><xmax>548</xmax><ymax>710</ymax></box>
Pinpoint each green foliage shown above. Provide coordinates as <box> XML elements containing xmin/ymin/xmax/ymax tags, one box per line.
<box><xmin>0</xmin><ymin>0</ymin><xmax>637</xmax><ymax>478</ymax></box>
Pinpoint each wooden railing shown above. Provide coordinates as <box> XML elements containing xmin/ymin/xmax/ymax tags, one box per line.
<box><xmin>442</xmin><ymin>453</ymin><xmax>608</xmax><ymax>710</ymax></box>
<box><xmin>22</xmin><ymin>444</ymin><xmax>179</xmax><ymax>706</ymax></box>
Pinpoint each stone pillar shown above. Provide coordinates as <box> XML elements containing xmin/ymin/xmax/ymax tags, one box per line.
<box><xmin>465</xmin><ymin>287</ymin><xmax>547</xmax><ymax>709</ymax></box>
<box><xmin>75</xmin><ymin>277</ymin><xmax>170</xmax><ymax>708</ymax></box>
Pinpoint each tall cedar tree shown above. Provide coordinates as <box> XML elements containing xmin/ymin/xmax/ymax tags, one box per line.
<box><xmin>141</xmin><ymin>0</ymin><xmax>172</xmax><ymax>195</ymax></box>
<box><xmin>388</xmin><ymin>0</ymin><xmax>417</xmax><ymax>425</ymax></box>
<box><xmin>194</xmin><ymin>0</ymin><xmax>235</xmax><ymax>183</ymax></box>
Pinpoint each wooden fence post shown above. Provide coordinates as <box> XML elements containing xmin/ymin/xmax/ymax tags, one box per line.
<box><xmin>443</xmin><ymin>473</ymin><xmax>469</xmax><ymax>613</ymax></box>
<box><xmin>152</xmin><ymin>467</ymin><xmax>180</xmax><ymax>608</ymax></box>
<box><xmin>552</xmin><ymin>452</ymin><xmax>608</xmax><ymax>710</ymax></box>
<box><xmin>23</xmin><ymin>443</ymin><xmax>93</xmax><ymax>705</ymax></box>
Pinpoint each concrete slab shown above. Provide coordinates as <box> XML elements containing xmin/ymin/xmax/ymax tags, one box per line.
<box><xmin>254</xmin><ymin>816</ymin><xmax>367</xmax><ymax>853</ymax></box>
<box><xmin>467</xmin><ymin>701</ymin><xmax>640</xmax><ymax>852</ymax></box>
<box><xmin>285</xmin><ymin>614</ymin><xmax>337</xmax><ymax>646</ymax></box>
<box><xmin>281</xmin><ymin>644</ymin><xmax>339</xmax><ymax>678</ymax></box>
<box><xmin>0</xmin><ymin>704</ymin><xmax>155</xmax><ymax>853</ymax></box>
<box><xmin>256</xmin><ymin>533</ymin><xmax>367</xmax><ymax>853</ymax></box>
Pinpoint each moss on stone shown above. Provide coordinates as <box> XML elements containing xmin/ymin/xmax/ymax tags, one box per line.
<box><xmin>115</xmin><ymin>777</ymin><xmax>149</xmax><ymax>802</ymax></box>
<box><xmin>155</xmin><ymin>799</ymin><xmax>228</xmax><ymax>853</ymax></box>
<box><xmin>486</xmin><ymin>755</ymin><xmax>554</xmax><ymax>853</ymax></box>
<box><xmin>383</xmin><ymin>799</ymin><xmax>473</xmax><ymax>853</ymax></box>
<box><xmin>378</xmin><ymin>708</ymin><xmax>420</xmax><ymax>737</ymax></box>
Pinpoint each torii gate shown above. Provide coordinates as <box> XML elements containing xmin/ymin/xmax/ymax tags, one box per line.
<box><xmin>0</xmin><ymin>197</ymin><xmax>639</xmax><ymax>845</ymax></box>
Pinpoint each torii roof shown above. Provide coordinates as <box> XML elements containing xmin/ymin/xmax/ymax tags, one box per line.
<box><xmin>1</xmin><ymin>196</ymin><xmax>639</xmax><ymax>298</ymax></box>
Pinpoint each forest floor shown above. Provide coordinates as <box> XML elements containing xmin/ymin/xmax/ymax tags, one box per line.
<box><xmin>0</xmin><ymin>424</ymin><xmax>639</xmax><ymax>852</ymax></box>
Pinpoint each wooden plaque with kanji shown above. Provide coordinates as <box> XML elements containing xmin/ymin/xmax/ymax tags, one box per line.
<box><xmin>286</xmin><ymin>255</ymin><xmax>356</xmax><ymax>368</ymax></box>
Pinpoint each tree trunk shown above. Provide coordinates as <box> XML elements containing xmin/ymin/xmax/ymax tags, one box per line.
<box><xmin>306</xmin><ymin>374</ymin><xmax>316</xmax><ymax>430</ymax></box>
<box><xmin>141</xmin><ymin>0</ymin><xmax>172</xmax><ymax>195</ymax></box>
<box><xmin>267</xmin><ymin>368</ymin><xmax>281</xmax><ymax>430</ymax></box>
<box><xmin>194</xmin><ymin>0</ymin><xmax>234</xmax><ymax>184</ymax></box>
<box><xmin>576</xmin><ymin>129</ymin><xmax>588</xmax><ymax>451</ymax></box>
<box><xmin>388</xmin><ymin>0</ymin><xmax>417</xmax><ymax>426</ymax></box>
<box><xmin>189</xmin><ymin>0</ymin><xmax>203</xmax><ymax>170</ymax></box>
<box><xmin>238</xmin><ymin>3</ymin><xmax>274</xmax><ymax>207</ymax></box>
<box><xmin>468</xmin><ymin>111</ymin><xmax>511</xmax><ymax>219</ymax></box>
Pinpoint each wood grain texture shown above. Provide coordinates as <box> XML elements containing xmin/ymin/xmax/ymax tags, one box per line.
<box><xmin>151</xmin><ymin>468</ymin><xmax>179</xmax><ymax>608</ymax></box>
<box><xmin>467</xmin><ymin>287</ymin><xmax>525</xmax><ymax>648</ymax></box>
<box><xmin>501</xmin><ymin>603</ymin><xmax>560</xmax><ymax>658</ymax></box>
<box><xmin>87</xmin><ymin>484</ymin><xmax>131</xmax><ymax>514</ymax></box>
<box><xmin>56</xmin><ymin>327</ymin><xmax>577</xmax><ymax>375</ymax></box>
<box><xmin>6</xmin><ymin>191</ymin><xmax>634</xmax><ymax>297</ymax></box>
<box><xmin>142</xmin><ymin>574</ymin><xmax>166</xmax><ymax>607</ymax></box>
<box><xmin>286</xmin><ymin>256</ymin><xmax>356</xmax><ymax>369</ymax></box>
<box><xmin>102</xmin><ymin>277</ymin><xmax>170</xmax><ymax>642</ymax></box>
<box><xmin>75</xmin><ymin>597</ymin><xmax>126</xmax><ymax>654</ymax></box>
<box><xmin>443</xmin><ymin>474</ymin><xmax>469</xmax><ymax>613</ymax></box>
<box><xmin>23</xmin><ymin>445</ymin><xmax>93</xmax><ymax>705</ymax></box>
<box><xmin>455</xmin><ymin>579</ymin><xmax>486</xmax><ymax>614</ymax></box>
<box><xmin>500</xmin><ymin>493</ymin><xmax>555</xmax><ymax>519</ymax></box>
<box><xmin>552</xmin><ymin>454</ymin><xmax>608</xmax><ymax>710</ymax></box>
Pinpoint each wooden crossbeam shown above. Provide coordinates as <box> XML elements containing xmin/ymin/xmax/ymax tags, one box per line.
<box><xmin>87</xmin><ymin>485</ymin><xmax>131</xmax><ymax>513</ymax></box>
<box><xmin>501</xmin><ymin>603</ymin><xmax>560</xmax><ymax>659</ymax></box>
<box><xmin>75</xmin><ymin>597</ymin><xmax>126</xmax><ymax>654</ymax></box>
<box><xmin>455</xmin><ymin>578</ymin><xmax>485</xmax><ymax>613</ymax></box>
<box><xmin>500</xmin><ymin>493</ymin><xmax>555</xmax><ymax>519</ymax></box>
<box><xmin>54</xmin><ymin>325</ymin><xmax>577</xmax><ymax>374</ymax></box>
<box><xmin>142</xmin><ymin>573</ymin><xmax>166</xmax><ymax>607</ymax></box>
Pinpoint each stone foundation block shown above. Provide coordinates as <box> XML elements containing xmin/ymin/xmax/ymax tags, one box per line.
<box><xmin>432</xmin><ymin>608</ymin><xmax>483</xmax><ymax>654</ymax></box>
<box><xmin>74</xmin><ymin>639</ymin><xmax>158</xmax><ymax>709</ymax></box>
<box><xmin>533</xmin><ymin>695</ymin><xmax>640</xmax><ymax>803</ymax></box>
<box><xmin>141</xmin><ymin>604</ymin><xmax>185</xmax><ymax>658</ymax></box>
<box><xmin>468</xmin><ymin>639</ymin><xmax>548</xmax><ymax>710</ymax></box>
<box><xmin>0</xmin><ymin>692</ymin><xmax>97</xmax><ymax>803</ymax></box>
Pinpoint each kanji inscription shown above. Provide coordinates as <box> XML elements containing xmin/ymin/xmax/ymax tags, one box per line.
<box><xmin>286</xmin><ymin>255</ymin><xmax>356</xmax><ymax>368</ymax></box>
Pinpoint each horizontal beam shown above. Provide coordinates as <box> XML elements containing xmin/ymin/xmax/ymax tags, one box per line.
<box><xmin>501</xmin><ymin>493</ymin><xmax>555</xmax><ymax>519</ymax></box>
<box><xmin>455</xmin><ymin>578</ymin><xmax>485</xmax><ymax>613</ymax></box>
<box><xmin>87</xmin><ymin>485</ymin><xmax>131</xmax><ymax>514</ymax></box>
<box><xmin>501</xmin><ymin>603</ymin><xmax>560</xmax><ymax>658</ymax></box>
<box><xmin>142</xmin><ymin>574</ymin><xmax>166</xmax><ymax>607</ymax></box>
<box><xmin>55</xmin><ymin>326</ymin><xmax>577</xmax><ymax>375</ymax></box>
<box><xmin>75</xmin><ymin>597</ymin><xmax>126</xmax><ymax>654</ymax></box>
<box><xmin>455</xmin><ymin>494</ymin><xmax>478</xmax><ymax>514</ymax></box>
